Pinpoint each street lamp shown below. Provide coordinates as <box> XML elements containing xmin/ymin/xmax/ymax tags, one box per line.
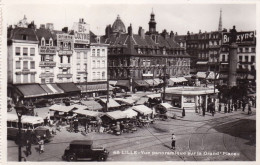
<box><xmin>15</xmin><ymin>101</ymin><xmax>26</xmax><ymax>162</ymax></box>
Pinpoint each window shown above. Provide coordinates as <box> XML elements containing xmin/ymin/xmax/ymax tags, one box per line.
<box><xmin>30</xmin><ymin>61</ymin><xmax>35</xmax><ymax>69</ymax></box>
<box><xmin>97</xmin><ymin>60</ymin><xmax>100</xmax><ymax>68</ymax></box>
<box><xmin>30</xmin><ymin>74</ymin><xmax>35</xmax><ymax>83</ymax></box>
<box><xmin>49</xmin><ymin>39</ymin><xmax>53</xmax><ymax>46</ymax></box>
<box><xmin>97</xmin><ymin>72</ymin><xmax>100</xmax><ymax>79</ymax></box>
<box><xmin>239</xmin><ymin>65</ymin><xmax>243</xmax><ymax>69</ymax></box>
<box><xmin>251</xmin><ymin>48</ymin><xmax>255</xmax><ymax>53</ymax></box>
<box><xmin>23</xmin><ymin>48</ymin><xmax>28</xmax><ymax>56</ymax></box>
<box><xmin>93</xmin><ymin>72</ymin><xmax>96</xmax><ymax>79</ymax></box>
<box><xmin>41</xmin><ymin>38</ymin><xmax>45</xmax><ymax>46</ymax></box>
<box><xmin>93</xmin><ymin>60</ymin><xmax>96</xmax><ymax>68</ymax></box>
<box><xmin>102</xmin><ymin>49</ymin><xmax>105</xmax><ymax>56</ymax></box>
<box><xmin>97</xmin><ymin>49</ymin><xmax>100</xmax><ymax>56</ymax></box>
<box><xmin>68</xmin><ymin>56</ymin><xmax>71</xmax><ymax>63</ymax></box>
<box><xmin>92</xmin><ymin>49</ymin><xmax>95</xmax><ymax>56</ymax></box>
<box><xmin>41</xmin><ymin>78</ymin><xmax>45</xmax><ymax>83</ymax></box>
<box><xmin>23</xmin><ymin>61</ymin><xmax>28</xmax><ymax>69</ymax></box>
<box><xmin>84</xmin><ymin>52</ymin><xmax>87</xmax><ymax>59</ymax></box>
<box><xmin>22</xmin><ymin>35</ymin><xmax>27</xmax><ymax>40</ymax></box>
<box><xmin>77</xmin><ymin>52</ymin><xmax>80</xmax><ymax>59</ymax></box>
<box><xmin>60</xmin><ymin>56</ymin><xmax>63</xmax><ymax>63</ymax></box>
<box><xmin>239</xmin><ymin>56</ymin><xmax>242</xmax><ymax>62</ymax></box>
<box><xmin>102</xmin><ymin>71</ymin><xmax>105</xmax><ymax>79</ymax></box>
<box><xmin>16</xmin><ymin>75</ymin><xmax>21</xmax><ymax>83</ymax></box>
<box><xmin>102</xmin><ymin>61</ymin><xmax>105</xmax><ymax>67</ymax></box>
<box><xmin>251</xmin><ymin>56</ymin><xmax>255</xmax><ymax>63</ymax></box>
<box><xmin>16</xmin><ymin>61</ymin><xmax>21</xmax><ymax>69</ymax></box>
<box><xmin>15</xmin><ymin>47</ymin><xmax>21</xmax><ymax>56</ymax></box>
<box><xmin>49</xmin><ymin>55</ymin><xmax>54</xmax><ymax>61</ymax></box>
<box><xmin>245</xmin><ymin>56</ymin><xmax>248</xmax><ymax>62</ymax></box>
<box><xmin>23</xmin><ymin>74</ymin><xmax>29</xmax><ymax>83</ymax></box>
<box><xmin>77</xmin><ymin>63</ymin><xmax>80</xmax><ymax>70</ymax></box>
<box><xmin>30</xmin><ymin>48</ymin><xmax>35</xmax><ymax>56</ymax></box>
<box><xmin>245</xmin><ymin>48</ymin><xmax>249</xmax><ymax>52</ymax></box>
<box><xmin>50</xmin><ymin>78</ymin><xmax>53</xmax><ymax>83</ymax></box>
<box><xmin>239</xmin><ymin>48</ymin><xmax>243</xmax><ymax>53</ymax></box>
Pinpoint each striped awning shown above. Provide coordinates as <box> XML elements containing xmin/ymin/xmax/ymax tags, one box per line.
<box><xmin>40</xmin><ymin>84</ymin><xmax>64</xmax><ymax>94</ymax></box>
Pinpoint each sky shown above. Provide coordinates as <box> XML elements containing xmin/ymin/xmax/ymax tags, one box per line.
<box><xmin>6</xmin><ymin>2</ymin><xmax>256</xmax><ymax>35</ymax></box>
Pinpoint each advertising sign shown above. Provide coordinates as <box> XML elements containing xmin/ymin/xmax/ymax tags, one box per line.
<box><xmin>57</xmin><ymin>34</ymin><xmax>74</xmax><ymax>51</ymax></box>
<box><xmin>58</xmin><ymin>50</ymin><xmax>73</xmax><ymax>55</ymax></box>
<box><xmin>39</xmin><ymin>61</ymin><xmax>56</xmax><ymax>67</ymax></box>
<box><xmin>222</xmin><ymin>31</ymin><xmax>255</xmax><ymax>45</ymax></box>
<box><xmin>73</xmin><ymin>22</ymin><xmax>90</xmax><ymax>44</ymax></box>
<box><xmin>39</xmin><ymin>46</ymin><xmax>56</xmax><ymax>54</ymax></box>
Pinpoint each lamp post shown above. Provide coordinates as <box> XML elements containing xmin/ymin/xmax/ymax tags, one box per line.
<box><xmin>159</xmin><ymin>65</ymin><xmax>169</xmax><ymax>103</ymax></box>
<box><xmin>15</xmin><ymin>101</ymin><xmax>25</xmax><ymax>162</ymax></box>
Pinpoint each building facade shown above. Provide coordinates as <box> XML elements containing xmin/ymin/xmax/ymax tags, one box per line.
<box><xmin>104</xmin><ymin>12</ymin><xmax>190</xmax><ymax>91</ymax></box>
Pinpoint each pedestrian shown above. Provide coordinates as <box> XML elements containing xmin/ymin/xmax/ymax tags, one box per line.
<box><xmin>248</xmin><ymin>103</ymin><xmax>252</xmax><ymax>115</ymax></box>
<box><xmin>224</xmin><ymin>104</ymin><xmax>227</xmax><ymax>113</ymax></box>
<box><xmin>46</xmin><ymin>112</ymin><xmax>51</xmax><ymax>126</ymax></box>
<box><xmin>74</xmin><ymin>119</ymin><xmax>79</xmax><ymax>133</ymax></box>
<box><xmin>234</xmin><ymin>103</ymin><xmax>237</xmax><ymax>111</ymax></box>
<box><xmin>242</xmin><ymin>102</ymin><xmax>246</xmax><ymax>112</ymax></box>
<box><xmin>202</xmin><ymin>106</ymin><xmax>205</xmax><ymax>117</ymax></box>
<box><xmin>228</xmin><ymin>103</ymin><xmax>230</xmax><ymax>113</ymax></box>
<box><xmin>171</xmin><ymin>133</ymin><xmax>176</xmax><ymax>150</ymax></box>
<box><xmin>39</xmin><ymin>138</ymin><xmax>44</xmax><ymax>154</ymax></box>
<box><xmin>218</xmin><ymin>103</ymin><xmax>222</xmax><ymax>112</ymax></box>
<box><xmin>25</xmin><ymin>140</ymin><xmax>31</xmax><ymax>157</ymax></box>
<box><xmin>182</xmin><ymin>107</ymin><xmax>185</xmax><ymax>117</ymax></box>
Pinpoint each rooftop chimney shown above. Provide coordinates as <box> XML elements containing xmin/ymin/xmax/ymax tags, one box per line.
<box><xmin>128</xmin><ymin>24</ymin><xmax>133</xmax><ymax>36</ymax></box>
<box><xmin>138</xmin><ymin>27</ymin><xmax>145</xmax><ymax>39</ymax></box>
<box><xmin>170</xmin><ymin>31</ymin><xmax>174</xmax><ymax>38</ymax></box>
<box><xmin>62</xmin><ymin>27</ymin><xmax>68</xmax><ymax>33</ymax></box>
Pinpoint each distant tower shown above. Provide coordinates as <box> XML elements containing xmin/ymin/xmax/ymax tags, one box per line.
<box><xmin>149</xmin><ymin>8</ymin><xmax>157</xmax><ymax>33</ymax></box>
<box><xmin>218</xmin><ymin>9</ymin><xmax>222</xmax><ymax>31</ymax></box>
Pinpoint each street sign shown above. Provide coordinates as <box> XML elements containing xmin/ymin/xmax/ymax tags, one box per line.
<box><xmin>222</xmin><ymin>31</ymin><xmax>255</xmax><ymax>45</ymax></box>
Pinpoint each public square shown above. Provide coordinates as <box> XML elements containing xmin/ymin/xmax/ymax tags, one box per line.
<box><xmin>7</xmin><ymin>92</ymin><xmax>256</xmax><ymax>161</ymax></box>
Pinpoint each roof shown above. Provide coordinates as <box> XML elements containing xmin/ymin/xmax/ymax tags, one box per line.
<box><xmin>74</xmin><ymin>109</ymin><xmax>102</xmax><ymax>117</ymax></box>
<box><xmin>70</xmin><ymin>140</ymin><xmax>93</xmax><ymax>145</ymax></box>
<box><xmin>36</xmin><ymin>28</ymin><xmax>53</xmax><ymax>40</ymax></box>
<box><xmin>7</xmin><ymin>114</ymin><xmax>44</xmax><ymax>124</ymax></box>
<box><xmin>49</xmin><ymin>104</ymin><xmax>77</xmax><ymax>113</ymax></box>
<box><xmin>80</xmin><ymin>100</ymin><xmax>103</xmax><ymax>111</ymax></box>
<box><xmin>9</xmin><ymin>27</ymin><xmax>38</xmax><ymax>42</ymax></box>
<box><xmin>114</xmin><ymin>98</ymin><xmax>135</xmax><ymax>105</ymax></box>
<box><xmin>105</xmin><ymin>110</ymin><xmax>127</xmax><ymax>120</ymax></box>
<box><xmin>132</xmin><ymin>105</ymin><xmax>153</xmax><ymax>115</ymax></box>
<box><xmin>100</xmin><ymin>98</ymin><xmax>121</xmax><ymax>108</ymax></box>
<box><xmin>112</xmin><ymin>15</ymin><xmax>126</xmax><ymax>33</ymax></box>
<box><xmin>123</xmin><ymin>109</ymin><xmax>138</xmax><ymax>118</ymax></box>
<box><xmin>160</xmin><ymin>103</ymin><xmax>173</xmax><ymax>109</ymax></box>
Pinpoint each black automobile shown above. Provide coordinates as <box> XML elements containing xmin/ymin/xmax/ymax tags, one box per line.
<box><xmin>62</xmin><ymin>140</ymin><xmax>109</xmax><ymax>161</ymax></box>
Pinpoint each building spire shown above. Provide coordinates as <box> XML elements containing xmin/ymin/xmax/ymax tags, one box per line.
<box><xmin>218</xmin><ymin>8</ymin><xmax>222</xmax><ymax>31</ymax></box>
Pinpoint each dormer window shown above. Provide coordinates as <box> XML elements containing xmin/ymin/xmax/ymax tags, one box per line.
<box><xmin>22</xmin><ymin>35</ymin><xmax>27</xmax><ymax>40</ymax></box>
<box><xmin>41</xmin><ymin>38</ymin><xmax>45</xmax><ymax>46</ymax></box>
<box><xmin>96</xmin><ymin>37</ymin><xmax>100</xmax><ymax>43</ymax></box>
<box><xmin>49</xmin><ymin>38</ymin><xmax>53</xmax><ymax>46</ymax></box>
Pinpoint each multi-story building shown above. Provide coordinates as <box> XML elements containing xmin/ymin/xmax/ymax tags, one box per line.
<box><xmin>104</xmin><ymin>12</ymin><xmax>190</xmax><ymax>91</ymax></box>
<box><xmin>36</xmin><ymin>24</ymin><xmax>57</xmax><ymax>83</ymax></box>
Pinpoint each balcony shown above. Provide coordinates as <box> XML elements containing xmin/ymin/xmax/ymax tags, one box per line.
<box><xmin>57</xmin><ymin>74</ymin><xmax>73</xmax><ymax>78</ymax></box>
<box><xmin>39</xmin><ymin>61</ymin><xmax>56</xmax><ymax>67</ymax></box>
<box><xmin>59</xmin><ymin>63</ymin><xmax>71</xmax><ymax>68</ymax></box>
<box><xmin>39</xmin><ymin>73</ymin><xmax>54</xmax><ymax>78</ymax></box>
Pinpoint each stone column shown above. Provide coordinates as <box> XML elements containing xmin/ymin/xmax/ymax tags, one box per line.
<box><xmin>205</xmin><ymin>95</ymin><xmax>208</xmax><ymax>112</ymax></box>
<box><xmin>228</xmin><ymin>42</ymin><xmax>238</xmax><ymax>87</ymax></box>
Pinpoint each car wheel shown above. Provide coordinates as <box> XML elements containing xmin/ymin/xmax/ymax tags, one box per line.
<box><xmin>67</xmin><ymin>154</ymin><xmax>77</xmax><ymax>161</ymax></box>
<box><xmin>98</xmin><ymin>155</ymin><xmax>106</xmax><ymax>161</ymax></box>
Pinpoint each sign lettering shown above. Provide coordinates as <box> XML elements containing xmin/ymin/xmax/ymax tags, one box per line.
<box><xmin>222</xmin><ymin>31</ymin><xmax>255</xmax><ymax>45</ymax></box>
<box><xmin>73</xmin><ymin>22</ymin><xmax>90</xmax><ymax>44</ymax></box>
<box><xmin>39</xmin><ymin>46</ymin><xmax>56</xmax><ymax>54</ymax></box>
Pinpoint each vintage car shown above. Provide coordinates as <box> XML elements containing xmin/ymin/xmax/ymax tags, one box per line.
<box><xmin>7</xmin><ymin>114</ymin><xmax>52</xmax><ymax>146</ymax></box>
<box><xmin>62</xmin><ymin>140</ymin><xmax>109</xmax><ymax>161</ymax></box>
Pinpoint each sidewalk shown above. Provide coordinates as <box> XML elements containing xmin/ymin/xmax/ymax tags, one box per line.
<box><xmin>173</xmin><ymin>107</ymin><xmax>256</xmax><ymax>122</ymax></box>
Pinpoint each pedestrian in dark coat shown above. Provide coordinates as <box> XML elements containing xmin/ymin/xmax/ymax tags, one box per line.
<box><xmin>234</xmin><ymin>103</ymin><xmax>237</xmax><ymax>111</ymax></box>
<box><xmin>182</xmin><ymin>107</ymin><xmax>185</xmax><ymax>117</ymax></box>
<box><xmin>171</xmin><ymin>133</ymin><xmax>176</xmax><ymax>150</ymax></box>
<box><xmin>224</xmin><ymin>105</ymin><xmax>227</xmax><ymax>113</ymax></box>
<box><xmin>238</xmin><ymin>100</ymin><xmax>241</xmax><ymax>109</ymax></box>
<box><xmin>218</xmin><ymin>103</ymin><xmax>222</xmax><ymax>112</ymax></box>
<box><xmin>242</xmin><ymin>102</ymin><xmax>246</xmax><ymax>112</ymax></box>
<box><xmin>26</xmin><ymin>140</ymin><xmax>31</xmax><ymax>157</ymax></box>
<box><xmin>248</xmin><ymin>104</ymin><xmax>252</xmax><ymax>115</ymax></box>
<box><xmin>202</xmin><ymin>106</ymin><xmax>205</xmax><ymax>116</ymax></box>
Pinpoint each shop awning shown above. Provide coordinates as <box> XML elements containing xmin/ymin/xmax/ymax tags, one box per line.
<box><xmin>116</xmin><ymin>80</ymin><xmax>129</xmax><ymax>88</ymax></box>
<box><xmin>154</xmin><ymin>78</ymin><xmax>163</xmax><ymax>84</ymax></box>
<box><xmin>109</xmin><ymin>80</ymin><xmax>117</xmax><ymax>86</ymax></box>
<box><xmin>49</xmin><ymin>104</ymin><xmax>77</xmax><ymax>113</ymax></box>
<box><xmin>197</xmin><ymin>72</ymin><xmax>207</xmax><ymax>78</ymax></box>
<box><xmin>135</xmin><ymin>97</ymin><xmax>149</xmax><ymax>105</ymax></box>
<box><xmin>134</xmin><ymin>80</ymin><xmax>149</xmax><ymax>87</ymax></box>
<box><xmin>40</xmin><ymin>84</ymin><xmax>64</xmax><ymax>95</ymax></box>
<box><xmin>105</xmin><ymin>111</ymin><xmax>127</xmax><ymax>120</ymax></box>
<box><xmin>8</xmin><ymin>114</ymin><xmax>44</xmax><ymax>124</ymax></box>
<box><xmin>114</xmin><ymin>98</ymin><xmax>136</xmax><ymax>105</ymax></box>
<box><xmin>146</xmin><ymin>93</ymin><xmax>161</xmax><ymax>99</ymax></box>
<box><xmin>144</xmin><ymin>79</ymin><xmax>159</xmax><ymax>86</ymax></box>
<box><xmin>56</xmin><ymin>83</ymin><xmax>81</xmax><ymax>93</ymax></box>
<box><xmin>123</xmin><ymin>108</ymin><xmax>138</xmax><ymax>118</ymax></box>
<box><xmin>15</xmin><ymin>84</ymin><xmax>47</xmax><ymax>98</ymax></box>
<box><xmin>206</xmin><ymin>72</ymin><xmax>219</xmax><ymax>80</ymax></box>
<box><xmin>178</xmin><ymin>77</ymin><xmax>188</xmax><ymax>82</ymax></box>
<box><xmin>100</xmin><ymin>98</ymin><xmax>121</xmax><ymax>108</ymax></box>
<box><xmin>160</xmin><ymin>103</ymin><xmax>173</xmax><ymax>109</ymax></box>
<box><xmin>74</xmin><ymin>109</ymin><xmax>101</xmax><ymax>117</ymax></box>
<box><xmin>133</xmin><ymin>105</ymin><xmax>153</xmax><ymax>115</ymax></box>
<box><xmin>196</xmin><ymin>61</ymin><xmax>208</xmax><ymax>65</ymax></box>
<box><xmin>80</xmin><ymin>100</ymin><xmax>103</xmax><ymax>111</ymax></box>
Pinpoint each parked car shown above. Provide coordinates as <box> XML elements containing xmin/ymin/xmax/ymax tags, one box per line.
<box><xmin>62</xmin><ymin>140</ymin><xmax>109</xmax><ymax>161</ymax></box>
